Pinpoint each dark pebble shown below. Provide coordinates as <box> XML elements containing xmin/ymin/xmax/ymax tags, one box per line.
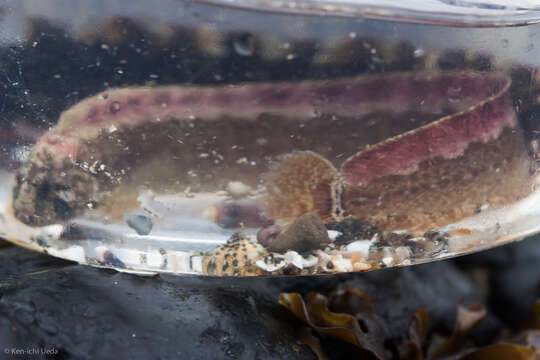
<box><xmin>257</xmin><ymin>224</ymin><xmax>282</xmax><ymax>247</ymax></box>
<box><xmin>268</xmin><ymin>213</ymin><xmax>329</xmax><ymax>253</ymax></box>
<box><xmin>126</xmin><ymin>214</ymin><xmax>153</xmax><ymax>236</ymax></box>
<box><xmin>101</xmin><ymin>250</ymin><xmax>126</xmax><ymax>269</ymax></box>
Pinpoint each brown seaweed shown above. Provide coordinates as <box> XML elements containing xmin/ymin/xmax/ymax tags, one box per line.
<box><xmin>281</xmin><ymin>286</ymin><xmax>539</xmax><ymax>360</ymax></box>
<box><xmin>279</xmin><ymin>287</ymin><xmax>386</xmax><ymax>359</ymax></box>
<box><xmin>430</xmin><ymin>300</ymin><xmax>487</xmax><ymax>359</ymax></box>
<box><xmin>399</xmin><ymin>309</ymin><xmax>429</xmax><ymax>360</ymax></box>
<box><xmin>456</xmin><ymin>344</ymin><xmax>535</xmax><ymax>360</ymax></box>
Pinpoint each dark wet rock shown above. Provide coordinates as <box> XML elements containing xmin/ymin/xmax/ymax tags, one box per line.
<box><xmin>268</xmin><ymin>213</ymin><xmax>329</xmax><ymax>253</ymax></box>
<box><xmin>0</xmin><ymin>241</ymin><xmax>502</xmax><ymax>359</ymax></box>
<box><xmin>0</xmin><ymin>246</ymin><xmax>313</xmax><ymax>360</ymax></box>
<box><xmin>126</xmin><ymin>214</ymin><xmax>153</xmax><ymax>236</ymax></box>
<box><xmin>0</xmin><ymin>245</ymin><xmax>74</xmax><ymax>276</ymax></box>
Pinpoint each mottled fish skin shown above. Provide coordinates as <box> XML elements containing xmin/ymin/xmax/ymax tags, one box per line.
<box><xmin>13</xmin><ymin>75</ymin><xmax>411</xmax><ymax>226</ymax></box>
<box><xmin>340</xmin><ymin>72</ymin><xmax>516</xmax><ymax>185</ymax></box>
<box><xmin>263</xmin><ymin>151</ymin><xmax>342</xmax><ymax>226</ymax></box>
<box><xmin>260</xmin><ymin>73</ymin><xmax>533</xmax><ymax>232</ymax></box>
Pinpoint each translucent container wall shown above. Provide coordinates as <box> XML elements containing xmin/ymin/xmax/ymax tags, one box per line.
<box><xmin>1</xmin><ymin>0</ymin><xmax>539</xmax><ymax>276</ymax></box>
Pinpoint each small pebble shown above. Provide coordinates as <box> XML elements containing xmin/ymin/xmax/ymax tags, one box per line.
<box><xmin>303</xmin><ymin>255</ymin><xmax>319</xmax><ymax>268</ymax></box>
<box><xmin>382</xmin><ymin>256</ymin><xmax>394</xmax><ymax>267</ymax></box>
<box><xmin>353</xmin><ymin>261</ymin><xmax>371</xmax><ymax>271</ymax></box>
<box><xmin>257</xmin><ymin>224</ymin><xmax>282</xmax><ymax>247</ymax></box>
<box><xmin>395</xmin><ymin>246</ymin><xmax>412</xmax><ymax>262</ymax></box>
<box><xmin>226</xmin><ymin>181</ymin><xmax>252</xmax><ymax>198</ymax></box>
<box><xmin>315</xmin><ymin>249</ymin><xmax>330</xmax><ymax>263</ymax></box>
<box><xmin>328</xmin><ymin>255</ymin><xmax>353</xmax><ymax>272</ymax></box>
<box><xmin>255</xmin><ymin>259</ymin><xmax>285</xmax><ymax>272</ymax></box>
<box><xmin>281</xmin><ymin>264</ymin><xmax>302</xmax><ymax>275</ymax></box>
<box><xmin>126</xmin><ymin>214</ymin><xmax>153</xmax><ymax>235</ymax></box>
<box><xmin>327</xmin><ymin>230</ymin><xmax>342</xmax><ymax>242</ymax></box>
<box><xmin>346</xmin><ymin>240</ymin><xmax>372</xmax><ymax>258</ymax></box>
<box><xmin>284</xmin><ymin>251</ymin><xmax>305</xmax><ymax>269</ymax></box>
<box><xmin>95</xmin><ymin>246</ymin><xmax>126</xmax><ymax>268</ymax></box>
<box><xmin>268</xmin><ymin>213</ymin><xmax>329</xmax><ymax>253</ymax></box>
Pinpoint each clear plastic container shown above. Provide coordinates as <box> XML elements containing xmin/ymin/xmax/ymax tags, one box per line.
<box><xmin>1</xmin><ymin>0</ymin><xmax>539</xmax><ymax>276</ymax></box>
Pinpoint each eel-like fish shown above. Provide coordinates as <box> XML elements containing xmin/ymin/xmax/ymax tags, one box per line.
<box><xmin>13</xmin><ymin>71</ymin><xmax>533</xmax><ymax>233</ymax></box>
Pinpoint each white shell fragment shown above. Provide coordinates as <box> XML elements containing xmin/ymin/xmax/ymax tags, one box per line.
<box><xmin>284</xmin><ymin>251</ymin><xmax>305</xmax><ymax>269</ymax></box>
<box><xmin>345</xmin><ymin>240</ymin><xmax>372</xmax><ymax>258</ymax></box>
<box><xmin>327</xmin><ymin>230</ymin><xmax>343</xmax><ymax>242</ymax></box>
<box><xmin>329</xmin><ymin>254</ymin><xmax>353</xmax><ymax>272</ymax></box>
<box><xmin>255</xmin><ymin>259</ymin><xmax>286</xmax><ymax>272</ymax></box>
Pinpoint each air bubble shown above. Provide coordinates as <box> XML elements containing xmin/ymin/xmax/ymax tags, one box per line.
<box><xmin>447</xmin><ymin>86</ymin><xmax>462</xmax><ymax>103</ymax></box>
<box><xmin>413</xmin><ymin>48</ymin><xmax>426</xmax><ymax>57</ymax></box>
<box><xmin>233</xmin><ymin>33</ymin><xmax>256</xmax><ymax>57</ymax></box>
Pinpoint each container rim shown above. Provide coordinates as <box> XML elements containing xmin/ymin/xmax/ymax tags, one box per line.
<box><xmin>193</xmin><ymin>0</ymin><xmax>540</xmax><ymax>26</ymax></box>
